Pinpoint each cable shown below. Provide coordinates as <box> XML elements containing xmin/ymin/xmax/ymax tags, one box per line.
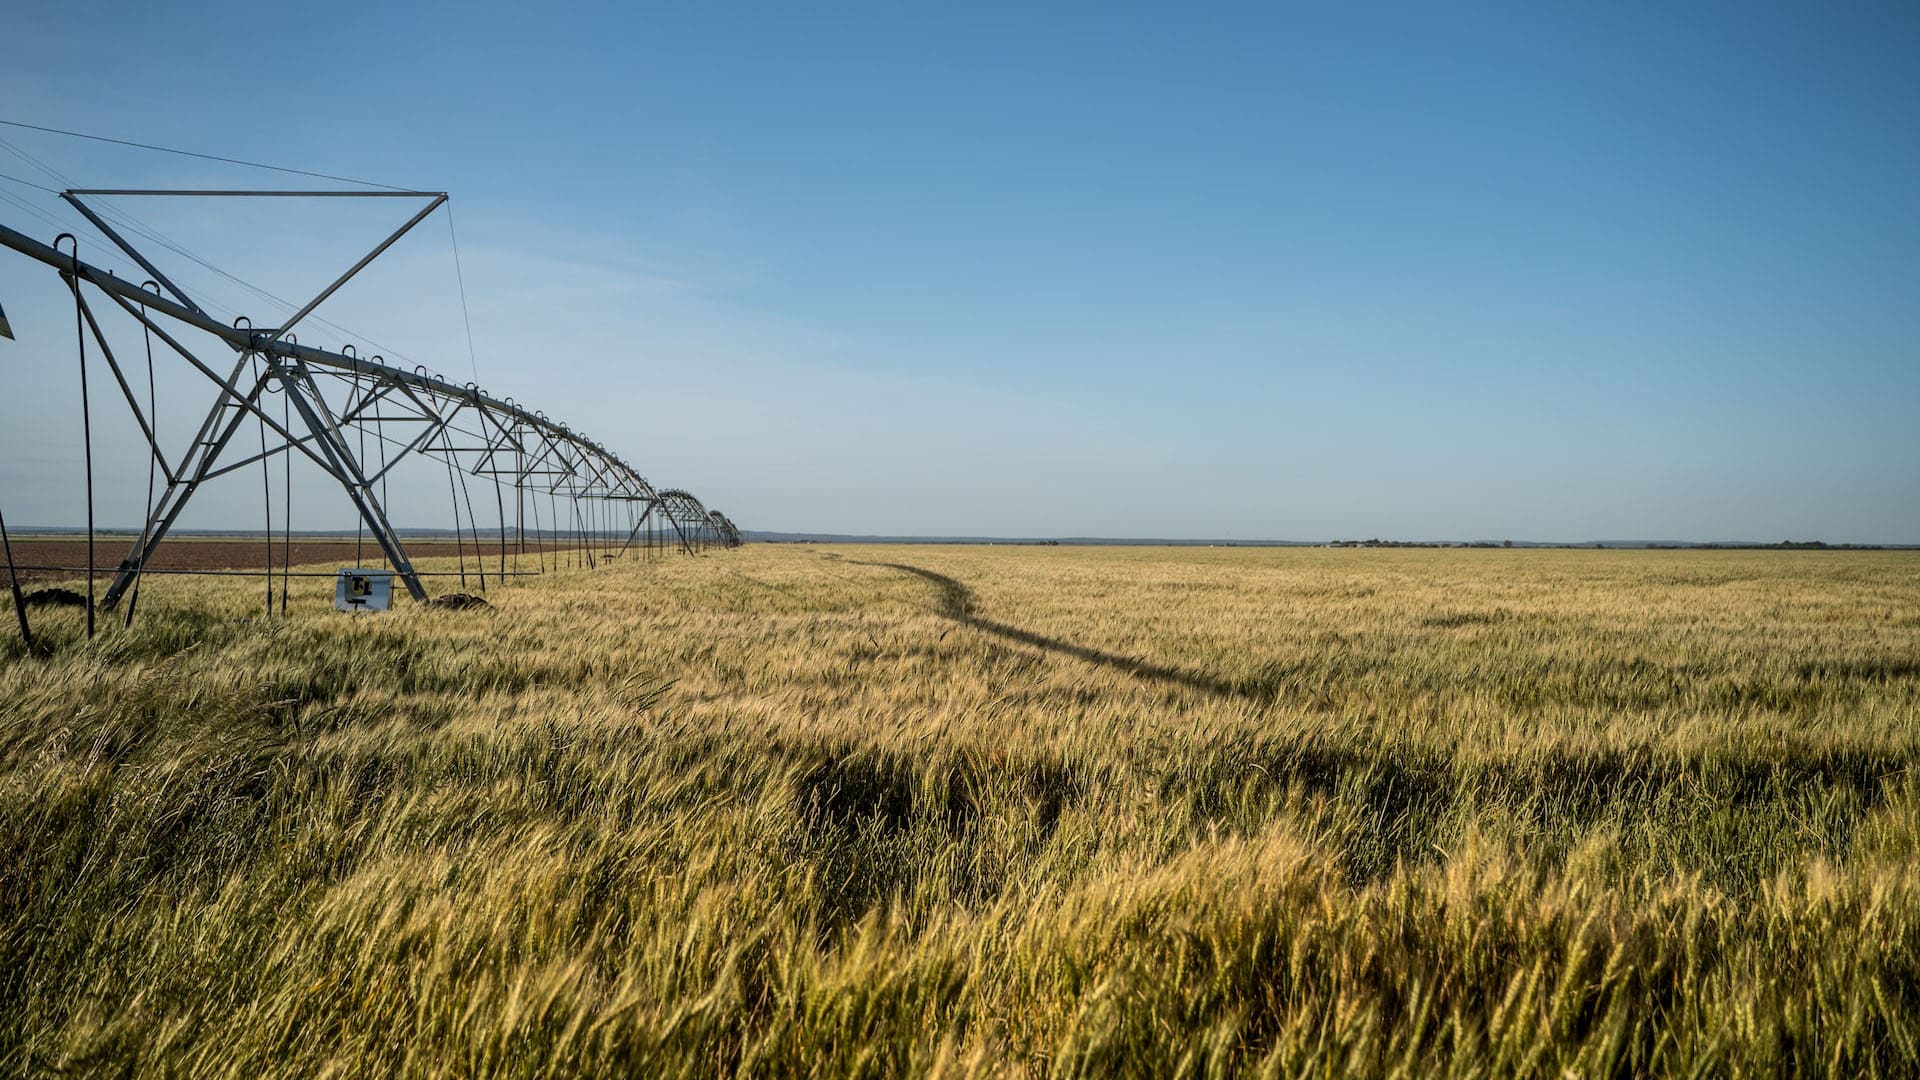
<box><xmin>0</xmin><ymin>118</ymin><xmax>411</xmax><ymax>191</ymax></box>
<box><xmin>4</xmin><ymin>137</ymin><xmax>497</xmax><ymax>435</ymax></box>
<box><xmin>0</xmin><ymin>135</ymin><xmax>72</xmax><ymax>188</ymax></box>
<box><xmin>0</xmin><ymin>186</ymin><xmax>70</xmax><ymax>233</ymax></box>
<box><xmin>2</xmin><ymin>139</ymin><xmax>209</xmax><ymax>293</ymax></box>
<box><xmin>83</xmin><ymin>198</ymin><xmax>425</xmax><ymax>366</ymax></box>
<box><xmin>2</xmin><ymin>137</ymin><xmax>425</xmax><ymax>363</ymax></box>
<box><xmin>447</xmin><ymin>202</ymin><xmax>479</xmax><ymax>381</ymax></box>
<box><xmin>0</xmin><ymin>139</ymin><xmax>189</xmax><ymax>296</ymax></box>
<box><xmin>7</xmin><ymin>131</ymin><xmax>391</xmax><ymax>335</ymax></box>
<box><xmin>0</xmin><ymin>169</ymin><xmax>58</xmax><ymax>194</ymax></box>
<box><xmin>3</xmin><ymin>139</ymin><xmax>248</xmax><ymax>320</ymax></box>
<box><xmin>125</xmin><ymin>289</ymin><xmax>160</xmax><ymax>627</ymax></box>
<box><xmin>0</xmin><ymin>188</ymin><xmax>158</xmax><ymax>286</ymax></box>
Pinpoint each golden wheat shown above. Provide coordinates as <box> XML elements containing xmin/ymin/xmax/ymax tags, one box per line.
<box><xmin>2</xmin><ymin>545</ymin><xmax>1917</xmax><ymax>1076</ymax></box>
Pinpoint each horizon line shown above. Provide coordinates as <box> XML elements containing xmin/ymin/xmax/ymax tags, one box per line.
<box><xmin>7</xmin><ymin>525</ymin><xmax>1916</xmax><ymax>549</ymax></box>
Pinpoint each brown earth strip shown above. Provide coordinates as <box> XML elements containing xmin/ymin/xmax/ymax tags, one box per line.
<box><xmin>2</xmin><ymin>539</ymin><xmax>590</xmax><ymax>587</ymax></box>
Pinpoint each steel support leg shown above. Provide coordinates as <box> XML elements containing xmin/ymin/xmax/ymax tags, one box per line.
<box><xmin>278</xmin><ymin>365</ymin><xmax>429</xmax><ymax>602</ymax></box>
<box><xmin>615</xmin><ymin>501</ymin><xmax>657</xmax><ymax>559</ymax></box>
<box><xmin>102</xmin><ymin>359</ymin><xmax>274</xmax><ymax>607</ymax></box>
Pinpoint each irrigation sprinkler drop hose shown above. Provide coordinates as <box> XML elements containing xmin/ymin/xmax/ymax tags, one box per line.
<box><xmin>440</xmin><ymin>421</ymin><xmax>467</xmax><ymax>590</ymax></box>
<box><xmin>1</xmin><ymin>506</ymin><xmax>33</xmax><ymax>650</ymax></box>
<box><xmin>371</xmin><ymin>358</ymin><xmax>391</xmax><ymax>571</ymax></box>
<box><xmin>57</xmin><ymin>235</ymin><xmax>95</xmax><ymax>638</ymax></box>
<box><xmin>452</xmin><ymin>443</ymin><xmax>486</xmax><ymax>592</ymax></box>
<box><xmin>126</xmin><ymin>281</ymin><xmax>162</xmax><ymax>627</ymax></box>
<box><xmin>245</xmin><ymin>335</ymin><xmax>272</xmax><ymax>616</ymax></box>
<box><xmin>279</xmin><ymin>341</ymin><xmax>294</xmax><ymax>616</ymax></box>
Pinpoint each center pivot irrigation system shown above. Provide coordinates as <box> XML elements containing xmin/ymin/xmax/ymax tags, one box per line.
<box><xmin>0</xmin><ymin>186</ymin><xmax>742</xmax><ymax>642</ymax></box>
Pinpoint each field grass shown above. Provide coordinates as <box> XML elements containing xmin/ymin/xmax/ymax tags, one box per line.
<box><xmin>3</xmin><ymin>544</ymin><xmax>1918</xmax><ymax>1077</ymax></box>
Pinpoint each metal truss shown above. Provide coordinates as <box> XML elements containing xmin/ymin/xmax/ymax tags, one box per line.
<box><xmin>654</xmin><ymin>489</ymin><xmax>741</xmax><ymax>553</ymax></box>
<box><xmin>0</xmin><ymin>189</ymin><xmax>742</xmax><ymax>608</ymax></box>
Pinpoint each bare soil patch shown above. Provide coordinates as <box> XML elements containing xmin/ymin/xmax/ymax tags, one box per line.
<box><xmin>3</xmin><ymin>538</ymin><xmax>578</xmax><ymax>588</ymax></box>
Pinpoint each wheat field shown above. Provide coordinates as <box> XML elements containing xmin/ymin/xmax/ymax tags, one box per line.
<box><xmin>3</xmin><ymin>544</ymin><xmax>1918</xmax><ymax>1077</ymax></box>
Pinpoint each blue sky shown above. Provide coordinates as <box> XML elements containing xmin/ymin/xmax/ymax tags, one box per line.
<box><xmin>2</xmin><ymin>1</ymin><xmax>1916</xmax><ymax>541</ymax></box>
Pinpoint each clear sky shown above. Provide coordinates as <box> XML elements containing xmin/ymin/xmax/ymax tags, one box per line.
<box><xmin>1</xmin><ymin>1</ymin><xmax>1916</xmax><ymax>541</ymax></box>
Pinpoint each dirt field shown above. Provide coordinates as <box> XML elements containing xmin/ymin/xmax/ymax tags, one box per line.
<box><xmin>2</xmin><ymin>537</ymin><xmax>611</xmax><ymax>588</ymax></box>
